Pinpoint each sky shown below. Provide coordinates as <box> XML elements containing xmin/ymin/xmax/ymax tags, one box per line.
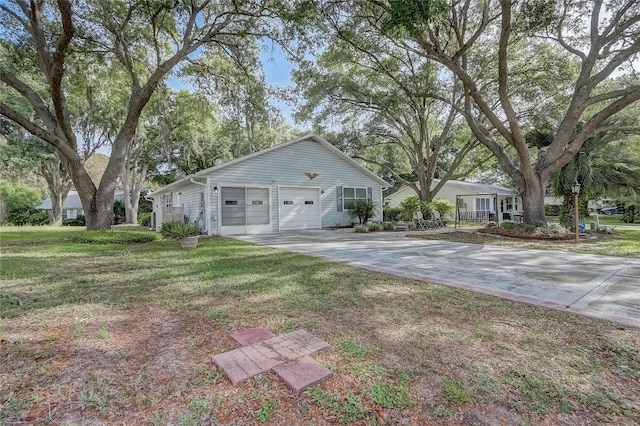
<box><xmin>259</xmin><ymin>40</ymin><xmax>297</xmax><ymax>125</ymax></box>
<box><xmin>167</xmin><ymin>40</ymin><xmax>298</xmax><ymax>126</ymax></box>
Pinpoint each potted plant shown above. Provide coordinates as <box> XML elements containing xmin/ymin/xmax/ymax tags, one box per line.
<box><xmin>160</xmin><ymin>220</ymin><xmax>201</xmax><ymax>249</ymax></box>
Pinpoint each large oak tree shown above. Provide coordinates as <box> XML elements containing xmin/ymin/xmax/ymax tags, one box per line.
<box><xmin>0</xmin><ymin>0</ymin><xmax>273</xmax><ymax>229</ymax></box>
<box><xmin>345</xmin><ymin>0</ymin><xmax>640</xmax><ymax>225</ymax></box>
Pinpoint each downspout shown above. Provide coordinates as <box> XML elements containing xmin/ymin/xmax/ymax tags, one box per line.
<box><xmin>190</xmin><ymin>178</ymin><xmax>210</xmax><ymax>235</ymax></box>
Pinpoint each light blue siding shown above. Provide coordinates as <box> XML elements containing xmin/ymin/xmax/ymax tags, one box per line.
<box><xmin>153</xmin><ymin>137</ymin><xmax>385</xmax><ymax>234</ymax></box>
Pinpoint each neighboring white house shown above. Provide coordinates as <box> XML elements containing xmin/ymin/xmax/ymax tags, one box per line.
<box><xmin>149</xmin><ymin>134</ymin><xmax>390</xmax><ymax>235</ymax></box>
<box><xmin>38</xmin><ymin>190</ymin><xmax>125</xmax><ymax>220</ymax></box>
<box><xmin>385</xmin><ymin>179</ymin><xmax>522</xmax><ymax>222</ymax></box>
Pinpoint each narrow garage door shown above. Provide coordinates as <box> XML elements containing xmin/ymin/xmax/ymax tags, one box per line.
<box><xmin>279</xmin><ymin>187</ymin><xmax>321</xmax><ymax>231</ymax></box>
<box><xmin>220</xmin><ymin>186</ymin><xmax>271</xmax><ymax>235</ymax></box>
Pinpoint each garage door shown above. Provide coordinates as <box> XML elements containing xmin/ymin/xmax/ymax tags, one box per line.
<box><xmin>279</xmin><ymin>187</ymin><xmax>321</xmax><ymax>231</ymax></box>
<box><xmin>220</xmin><ymin>186</ymin><xmax>271</xmax><ymax>235</ymax></box>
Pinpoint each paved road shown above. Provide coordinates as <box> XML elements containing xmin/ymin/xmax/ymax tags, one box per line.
<box><xmin>234</xmin><ymin>230</ymin><xmax>640</xmax><ymax>328</ymax></box>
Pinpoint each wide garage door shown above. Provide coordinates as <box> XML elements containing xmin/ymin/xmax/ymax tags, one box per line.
<box><xmin>279</xmin><ymin>187</ymin><xmax>320</xmax><ymax>231</ymax></box>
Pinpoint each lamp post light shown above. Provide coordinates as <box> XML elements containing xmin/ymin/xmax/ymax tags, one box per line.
<box><xmin>571</xmin><ymin>181</ymin><xmax>581</xmax><ymax>243</ymax></box>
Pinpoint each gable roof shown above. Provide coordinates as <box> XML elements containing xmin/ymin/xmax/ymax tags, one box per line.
<box><xmin>150</xmin><ymin>134</ymin><xmax>389</xmax><ymax>196</ymax></box>
<box><xmin>445</xmin><ymin>179</ymin><xmax>518</xmax><ymax>196</ymax></box>
<box><xmin>385</xmin><ymin>179</ymin><xmax>518</xmax><ymax>200</ymax></box>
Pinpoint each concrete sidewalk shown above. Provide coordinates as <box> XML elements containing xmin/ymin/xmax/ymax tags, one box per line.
<box><xmin>234</xmin><ymin>229</ymin><xmax>640</xmax><ymax>328</ymax></box>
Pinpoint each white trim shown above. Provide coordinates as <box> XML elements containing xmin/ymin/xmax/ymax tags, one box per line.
<box><xmin>205</xmin><ymin>177</ymin><xmax>211</xmax><ymax>235</ymax></box>
<box><xmin>342</xmin><ymin>186</ymin><xmax>369</xmax><ymax>210</ymax></box>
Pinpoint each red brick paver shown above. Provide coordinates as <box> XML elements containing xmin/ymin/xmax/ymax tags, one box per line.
<box><xmin>272</xmin><ymin>356</ymin><xmax>333</xmax><ymax>394</ymax></box>
<box><xmin>212</xmin><ymin>329</ymin><xmax>332</xmax><ymax>391</ymax></box>
<box><xmin>231</xmin><ymin>327</ymin><xmax>276</xmax><ymax>346</ymax></box>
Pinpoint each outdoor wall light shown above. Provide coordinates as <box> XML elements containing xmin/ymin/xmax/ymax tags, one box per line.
<box><xmin>213</xmin><ymin>186</ymin><xmax>218</xmax><ymax>194</ymax></box>
<box><xmin>321</xmin><ymin>190</ymin><xmax>325</xmax><ymax>195</ymax></box>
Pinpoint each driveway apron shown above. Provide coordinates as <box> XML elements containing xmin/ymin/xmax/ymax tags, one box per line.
<box><xmin>233</xmin><ymin>230</ymin><xmax>640</xmax><ymax>328</ymax></box>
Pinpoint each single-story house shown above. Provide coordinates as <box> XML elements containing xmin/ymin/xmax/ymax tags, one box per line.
<box><xmin>38</xmin><ymin>190</ymin><xmax>125</xmax><ymax>220</ymax></box>
<box><xmin>385</xmin><ymin>179</ymin><xmax>522</xmax><ymax>223</ymax></box>
<box><xmin>149</xmin><ymin>134</ymin><xmax>390</xmax><ymax>235</ymax></box>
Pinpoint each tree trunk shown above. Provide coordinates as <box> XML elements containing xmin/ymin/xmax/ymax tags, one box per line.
<box><xmin>82</xmin><ymin>187</ymin><xmax>116</xmax><ymax>230</ymax></box>
<box><xmin>521</xmin><ymin>177</ymin><xmax>547</xmax><ymax>226</ymax></box>
<box><xmin>39</xmin><ymin>159</ymin><xmax>72</xmax><ymax>226</ymax></box>
<box><xmin>50</xmin><ymin>190</ymin><xmax>66</xmax><ymax>225</ymax></box>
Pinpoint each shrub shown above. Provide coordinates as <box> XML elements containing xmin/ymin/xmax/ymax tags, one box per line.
<box><xmin>354</xmin><ymin>224</ymin><xmax>369</xmax><ymax>233</ymax></box>
<box><xmin>383</xmin><ymin>207</ymin><xmax>402</xmax><ymax>222</ymax></box>
<box><xmin>68</xmin><ymin>231</ymin><xmax>159</xmax><ymax>244</ymax></box>
<box><xmin>63</xmin><ymin>215</ymin><xmax>86</xmax><ymax>226</ymax></box>
<box><xmin>431</xmin><ymin>198</ymin><xmax>455</xmax><ymax>219</ymax></box>
<box><xmin>545</xmin><ymin>204</ymin><xmax>560</xmax><ymax>216</ymax></box>
<box><xmin>26</xmin><ymin>210</ymin><xmax>49</xmax><ymax>225</ymax></box>
<box><xmin>621</xmin><ymin>202</ymin><xmax>637</xmax><ymax>223</ymax></box>
<box><xmin>524</xmin><ymin>224</ymin><xmax>536</xmax><ymax>233</ymax></box>
<box><xmin>349</xmin><ymin>199</ymin><xmax>375</xmax><ymax>224</ymax></box>
<box><xmin>501</xmin><ymin>221</ymin><xmax>516</xmax><ymax>230</ymax></box>
<box><xmin>381</xmin><ymin>221</ymin><xmax>396</xmax><ymax>231</ymax></box>
<box><xmin>535</xmin><ymin>223</ymin><xmax>570</xmax><ymax>236</ymax></box>
<box><xmin>0</xmin><ymin>182</ymin><xmax>42</xmax><ymax>221</ymax></box>
<box><xmin>160</xmin><ymin>221</ymin><xmax>201</xmax><ymax>239</ymax></box>
<box><xmin>367</xmin><ymin>222</ymin><xmax>383</xmax><ymax>232</ymax></box>
<box><xmin>5</xmin><ymin>209</ymin><xmax>49</xmax><ymax>226</ymax></box>
<box><xmin>399</xmin><ymin>195</ymin><xmax>433</xmax><ymax>221</ymax></box>
<box><xmin>486</xmin><ymin>221</ymin><xmax>497</xmax><ymax>228</ymax></box>
<box><xmin>138</xmin><ymin>212</ymin><xmax>151</xmax><ymax>227</ymax></box>
<box><xmin>406</xmin><ymin>222</ymin><xmax>416</xmax><ymax>231</ymax></box>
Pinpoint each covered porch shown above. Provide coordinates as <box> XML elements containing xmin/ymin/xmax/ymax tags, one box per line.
<box><xmin>455</xmin><ymin>193</ymin><xmax>523</xmax><ymax>228</ymax></box>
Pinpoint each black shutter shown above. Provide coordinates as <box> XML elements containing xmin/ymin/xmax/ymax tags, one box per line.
<box><xmin>337</xmin><ymin>186</ymin><xmax>343</xmax><ymax>211</ymax></box>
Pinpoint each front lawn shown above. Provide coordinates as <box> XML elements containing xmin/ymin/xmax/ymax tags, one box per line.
<box><xmin>413</xmin><ymin>228</ymin><xmax>640</xmax><ymax>258</ymax></box>
<box><xmin>1</xmin><ymin>228</ymin><xmax>638</xmax><ymax>425</ymax></box>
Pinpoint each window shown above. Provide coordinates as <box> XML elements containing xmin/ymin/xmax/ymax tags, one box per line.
<box><xmin>343</xmin><ymin>187</ymin><xmax>368</xmax><ymax>210</ymax></box>
<box><xmin>162</xmin><ymin>193</ymin><xmax>173</xmax><ymax>208</ymax></box>
<box><xmin>475</xmin><ymin>198</ymin><xmax>491</xmax><ymax>211</ymax></box>
<box><xmin>251</xmin><ymin>200</ymin><xmax>263</xmax><ymax>205</ymax></box>
<box><xmin>304</xmin><ymin>201</ymin><xmax>314</xmax><ymax>205</ymax></box>
<box><xmin>283</xmin><ymin>200</ymin><xmax>293</xmax><ymax>205</ymax></box>
<box><xmin>225</xmin><ymin>200</ymin><xmax>238</xmax><ymax>205</ymax></box>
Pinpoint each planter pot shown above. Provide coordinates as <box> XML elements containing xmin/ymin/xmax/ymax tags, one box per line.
<box><xmin>180</xmin><ymin>236</ymin><xmax>199</xmax><ymax>249</ymax></box>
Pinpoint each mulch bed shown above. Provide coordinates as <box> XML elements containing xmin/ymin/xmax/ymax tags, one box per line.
<box><xmin>476</xmin><ymin>227</ymin><xmax>577</xmax><ymax>241</ymax></box>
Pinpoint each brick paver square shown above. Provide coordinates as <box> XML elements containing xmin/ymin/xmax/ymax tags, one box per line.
<box><xmin>213</xmin><ymin>328</ymin><xmax>332</xmax><ymax>387</ymax></box>
<box><xmin>231</xmin><ymin>327</ymin><xmax>276</xmax><ymax>346</ymax></box>
<box><xmin>212</xmin><ymin>348</ymin><xmax>266</xmax><ymax>384</ymax></box>
<box><xmin>283</xmin><ymin>330</ymin><xmax>330</xmax><ymax>354</ymax></box>
<box><xmin>212</xmin><ymin>349</ymin><xmax>259</xmax><ymax>384</ymax></box>
<box><xmin>272</xmin><ymin>356</ymin><xmax>333</xmax><ymax>394</ymax></box>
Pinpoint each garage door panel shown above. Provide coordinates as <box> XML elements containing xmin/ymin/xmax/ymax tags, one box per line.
<box><xmin>279</xmin><ymin>187</ymin><xmax>320</xmax><ymax>231</ymax></box>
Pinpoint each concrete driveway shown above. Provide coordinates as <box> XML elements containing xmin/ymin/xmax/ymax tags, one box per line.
<box><xmin>233</xmin><ymin>229</ymin><xmax>640</xmax><ymax>328</ymax></box>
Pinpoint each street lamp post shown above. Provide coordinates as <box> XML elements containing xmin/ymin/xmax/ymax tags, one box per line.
<box><xmin>571</xmin><ymin>181</ymin><xmax>581</xmax><ymax>244</ymax></box>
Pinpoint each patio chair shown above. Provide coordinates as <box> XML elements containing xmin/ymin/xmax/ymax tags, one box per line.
<box><xmin>414</xmin><ymin>211</ymin><xmax>432</xmax><ymax>230</ymax></box>
<box><xmin>431</xmin><ymin>212</ymin><xmax>445</xmax><ymax>228</ymax></box>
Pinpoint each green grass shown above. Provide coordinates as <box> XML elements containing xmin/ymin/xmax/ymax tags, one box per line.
<box><xmin>1</xmin><ymin>226</ymin><xmax>638</xmax><ymax>425</ymax></box>
<box><xmin>412</xmin><ymin>228</ymin><xmax>640</xmax><ymax>258</ymax></box>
